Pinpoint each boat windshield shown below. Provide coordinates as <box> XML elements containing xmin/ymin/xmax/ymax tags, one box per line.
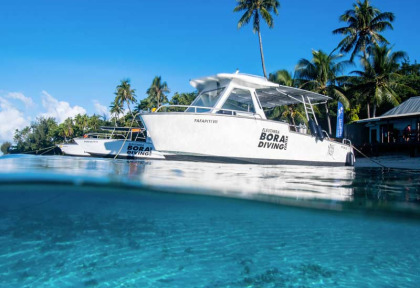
<box><xmin>186</xmin><ymin>87</ymin><xmax>225</xmax><ymax>113</ymax></box>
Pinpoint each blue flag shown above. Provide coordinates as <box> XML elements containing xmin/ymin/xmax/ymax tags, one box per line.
<box><xmin>336</xmin><ymin>102</ymin><xmax>344</xmax><ymax>138</ymax></box>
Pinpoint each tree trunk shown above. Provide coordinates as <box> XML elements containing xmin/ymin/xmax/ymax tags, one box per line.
<box><xmin>367</xmin><ymin>103</ymin><xmax>371</xmax><ymax>118</ymax></box>
<box><xmin>373</xmin><ymin>104</ymin><xmax>376</xmax><ymax>118</ymax></box>
<box><xmin>289</xmin><ymin>107</ymin><xmax>296</xmax><ymax>128</ymax></box>
<box><xmin>257</xmin><ymin>29</ymin><xmax>267</xmax><ymax>79</ymax></box>
<box><xmin>324</xmin><ymin>103</ymin><xmax>332</xmax><ymax>135</ymax></box>
<box><xmin>127</xmin><ymin>102</ymin><xmax>132</xmax><ymax>117</ymax></box>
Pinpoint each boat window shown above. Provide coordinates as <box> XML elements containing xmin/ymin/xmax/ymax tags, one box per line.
<box><xmin>221</xmin><ymin>88</ymin><xmax>255</xmax><ymax>113</ymax></box>
<box><xmin>186</xmin><ymin>87</ymin><xmax>225</xmax><ymax>112</ymax></box>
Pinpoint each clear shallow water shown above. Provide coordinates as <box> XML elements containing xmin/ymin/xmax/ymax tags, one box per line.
<box><xmin>1</xmin><ymin>155</ymin><xmax>420</xmax><ymax>287</ymax></box>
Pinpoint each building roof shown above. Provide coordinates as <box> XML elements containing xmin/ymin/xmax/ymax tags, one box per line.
<box><xmin>381</xmin><ymin>96</ymin><xmax>420</xmax><ymax>117</ymax></box>
<box><xmin>356</xmin><ymin>96</ymin><xmax>420</xmax><ymax>123</ymax></box>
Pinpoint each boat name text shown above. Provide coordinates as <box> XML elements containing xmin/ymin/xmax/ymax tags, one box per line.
<box><xmin>258</xmin><ymin>130</ymin><xmax>288</xmax><ymax>150</ymax></box>
<box><xmin>194</xmin><ymin>119</ymin><xmax>218</xmax><ymax>124</ymax></box>
<box><xmin>127</xmin><ymin>144</ymin><xmax>152</xmax><ymax>155</ymax></box>
<box><xmin>262</xmin><ymin>128</ymin><xmax>280</xmax><ymax>134</ymax></box>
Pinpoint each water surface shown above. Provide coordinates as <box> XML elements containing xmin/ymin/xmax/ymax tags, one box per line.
<box><xmin>1</xmin><ymin>155</ymin><xmax>419</xmax><ymax>287</ymax></box>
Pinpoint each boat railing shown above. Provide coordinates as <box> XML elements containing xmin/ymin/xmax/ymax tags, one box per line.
<box><xmin>290</xmin><ymin>124</ymin><xmax>308</xmax><ymax>134</ymax></box>
<box><xmin>342</xmin><ymin>138</ymin><xmax>352</xmax><ymax>146</ymax></box>
<box><xmin>156</xmin><ymin>105</ymin><xmax>262</xmax><ymax>118</ymax></box>
<box><xmin>85</xmin><ymin>131</ymin><xmax>147</xmax><ymax>142</ymax></box>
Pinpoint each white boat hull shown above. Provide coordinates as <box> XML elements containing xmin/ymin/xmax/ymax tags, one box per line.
<box><xmin>141</xmin><ymin>113</ymin><xmax>355</xmax><ymax>166</ymax></box>
<box><xmin>58</xmin><ymin>143</ymin><xmax>90</xmax><ymax>157</ymax></box>
<box><xmin>74</xmin><ymin>138</ymin><xmax>166</xmax><ymax>159</ymax></box>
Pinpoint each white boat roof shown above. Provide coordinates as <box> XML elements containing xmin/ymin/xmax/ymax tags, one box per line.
<box><xmin>190</xmin><ymin>73</ymin><xmax>331</xmax><ymax>108</ymax></box>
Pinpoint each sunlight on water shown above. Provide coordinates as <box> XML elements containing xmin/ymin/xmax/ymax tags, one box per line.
<box><xmin>1</xmin><ymin>155</ymin><xmax>420</xmax><ymax>287</ymax></box>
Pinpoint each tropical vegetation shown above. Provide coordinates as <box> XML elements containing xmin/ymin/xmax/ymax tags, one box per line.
<box><xmin>234</xmin><ymin>0</ymin><xmax>280</xmax><ymax>78</ymax></box>
<box><xmin>333</xmin><ymin>0</ymin><xmax>395</xmax><ymax>61</ymax></box>
<box><xmin>295</xmin><ymin>50</ymin><xmax>350</xmax><ymax>134</ymax></box>
<box><xmin>137</xmin><ymin>76</ymin><xmax>170</xmax><ymax>112</ymax></box>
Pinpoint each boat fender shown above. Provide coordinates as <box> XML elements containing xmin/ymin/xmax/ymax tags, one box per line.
<box><xmin>316</xmin><ymin>125</ymin><xmax>325</xmax><ymax>141</ymax></box>
<box><xmin>308</xmin><ymin>120</ymin><xmax>318</xmax><ymax>137</ymax></box>
<box><xmin>345</xmin><ymin>152</ymin><xmax>355</xmax><ymax>166</ymax></box>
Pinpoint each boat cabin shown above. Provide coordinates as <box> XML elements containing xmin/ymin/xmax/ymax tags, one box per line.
<box><xmin>161</xmin><ymin>73</ymin><xmax>331</xmax><ymax>136</ymax></box>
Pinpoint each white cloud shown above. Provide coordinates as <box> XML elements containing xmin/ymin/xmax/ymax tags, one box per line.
<box><xmin>93</xmin><ymin>100</ymin><xmax>111</xmax><ymax>120</ymax></box>
<box><xmin>6</xmin><ymin>92</ymin><xmax>34</xmax><ymax>108</ymax></box>
<box><xmin>40</xmin><ymin>90</ymin><xmax>86</xmax><ymax>123</ymax></box>
<box><xmin>0</xmin><ymin>97</ymin><xmax>30</xmax><ymax>143</ymax></box>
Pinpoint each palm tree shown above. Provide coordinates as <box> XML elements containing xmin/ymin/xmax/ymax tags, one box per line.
<box><xmin>88</xmin><ymin>115</ymin><xmax>101</xmax><ymax>131</ymax></box>
<box><xmin>268</xmin><ymin>69</ymin><xmax>295</xmax><ymax>86</ymax></box>
<box><xmin>333</xmin><ymin>0</ymin><xmax>394</xmax><ymax>61</ymax></box>
<box><xmin>234</xmin><ymin>0</ymin><xmax>280</xmax><ymax>78</ymax></box>
<box><xmin>146</xmin><ymin>76</ymin><xmax>170</xmax><ymax>109</ymax></box>
<box><xmin>63</xmin><ymin>118</ymin><xmax>74</xmax><ymax>140</ymax></box>
<box><xmin>115</xmin><ymin>79</ymin><xmax>136</xmax><ymax>115</ymax></box>
<box><xmin>267</xmin><ymin>70</ymin><xmax>304</xmax><ymax>126</ymax></box>
<box><xmin>110</xmin><ymin>100</ymin><xmax>124</xmax><ymax>126</ymax></box>
<box><xmin>295</xmin><ymin>50</ymin><xmax>350</xmax><ymax>135</ymax></box>
<box><xmin>350</xmin><ymin>45</ymin><xmax>407</xmax><ymax>118</ymax></box>
<box><xmin>74</xmin><ymin>114</ymin><xmax>89</xmax><ymax>134</ymax></box>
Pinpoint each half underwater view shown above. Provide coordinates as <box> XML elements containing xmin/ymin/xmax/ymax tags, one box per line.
<box><xmin>1</xmin><ymin>155</ymin><xmax>420</xmax><ymax>288</ymax></box>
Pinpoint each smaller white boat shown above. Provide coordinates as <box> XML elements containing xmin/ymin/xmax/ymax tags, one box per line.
<box><xmin>58</xmin><ymin>143</ymin><xmax>90</xmax><ymax>157</ymax></box>
<box><xmin>74</xmin><ymin>127</ymin><xmax>166</xmax><ymax>160</ymax></box>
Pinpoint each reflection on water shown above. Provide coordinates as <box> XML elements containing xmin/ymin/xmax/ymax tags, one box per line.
<box><xmin>1</xmin><ymin>154</ymin><xmax>419</xmax><ymax>214</ymax></box>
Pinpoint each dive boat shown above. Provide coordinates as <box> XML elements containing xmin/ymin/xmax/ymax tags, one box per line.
<box><xmin>74</xmin><ymin>127</ymin><xmax>165</xmax><ymax>159</ymax></box>
<box><xmin>140</xmin><ymin>72</ymin><xmax>355</xmax><ymax>166</ymax></box>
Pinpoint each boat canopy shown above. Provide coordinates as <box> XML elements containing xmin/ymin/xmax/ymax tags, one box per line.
<box><xmin>256</xmin><ymin>86</ymin><xmax>331</xmax><ymax>108</ymax></box>
<box><xmin>99</xmin><ymin>126</ymin><xmax>144</xmax><ymax>132</ymax></box>
<box><xmin>190</xmin><ymin>73</ymin><xmax>331</xmax><ymax>108</ymax></box>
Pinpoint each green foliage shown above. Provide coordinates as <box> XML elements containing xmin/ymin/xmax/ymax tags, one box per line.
<box><xmin>144</xmin><ymin>76</ymin><xmax>170</xmax><ymax>109</ymax></box>
<box><xmin>294</xmin><ymin>49</ymin><xmax>351</xmax><ymax>134</ymax></box>
<box><xmin>268</xmin><ymin>70</ymin><xmax>295</xmax><ymax>86</ymax></box>
<box><xmin>234</xmin><ymin>0</ymin><xmax>280</xmax><ymax>32</ymax></box>
<box><xmin>295</xmin><ymin>49</ymin><xmax>350</xmax><ymax>108</ymax></box>
<box><xmin>349</xmin><ymin>45</ymin><xmax>408</xmax><ymax>117</ymax></box>
<box><xmin>114</xmin><ymin>79</ymin><xmax>136</xmax><ymax>115</ymax></box>
<box><xmin>265</xmin><ymin>104</ymin><xmax>308</xmax><ymax>127</ymax></box>
<box><xmin>170</xmin><ymin>92</ymin><xmax>197</xmax><ymax>106</ymax></box>
<box><xmin>13</xmin><ymin>117</ymin><xmax>58</xmax><ymax>153</ymax></box>
<box><xmin>347</xmin><ymin>104</ymin><xmax>361</xmax><ymax>123</ymax></box>
<box><xmin>333</xmin><ymin>0</ymin><xmax>394</xmax><ymax>61</ymax></box>
<box><xmin>12</xmin><ymin>114</ymin><xmax>111</xmax><ymax>154</ymax></box>
<box><xmin>110</xmin><ymin>99</ymin><xmax>124</xmax><ymax>124</ymax></box>
<box><xmin>394</xmin><ymin>59</ymin><xmax>420</xmax><ymax>102</ymax></box>
<box><xmin>1</xmin><ymin>141</ymin><xmax>12</xmax><ymax>154</ymax></box>
<box><xmin>234</xmin><ymin>0</ymin><xmax>280</xmax><ymax>78</ymax></box>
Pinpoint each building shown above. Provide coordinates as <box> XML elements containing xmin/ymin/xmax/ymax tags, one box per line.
<box><xmin>346</xmin><ymin>96</ymin><xmax>420</xmax><ymax>156</ymax></box>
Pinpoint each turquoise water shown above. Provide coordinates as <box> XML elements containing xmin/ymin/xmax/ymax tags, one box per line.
<box><xmin>1</xmin><ymin>155</ymin><xmax>420</xmax><ymax>287</ymax></box>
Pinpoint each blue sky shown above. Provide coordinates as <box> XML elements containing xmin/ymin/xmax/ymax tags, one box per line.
<box><xmin>0</xmin><ymin>0</ymin><xmax>419</xmax><ymax>142</ymax></box>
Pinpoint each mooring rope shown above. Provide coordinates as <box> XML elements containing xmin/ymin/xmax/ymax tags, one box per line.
<box><xmin>40</xmin><ymin>145</ymin><xmax>57</xmax><ymax>155</ymax></box>
<box><xmin>19</xmin><ymin>145</ymin><xmax>58</xmax><ymax>155</ymax></box>
<box><xmin>351</xmin><ymin>144</ymin><xmax>388</xmax><ymax>169</ymax></box>
<box><xmin>114</xmin><ymin>112</ymin><xmax>141</xmax><ymax>159</ymax></box>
